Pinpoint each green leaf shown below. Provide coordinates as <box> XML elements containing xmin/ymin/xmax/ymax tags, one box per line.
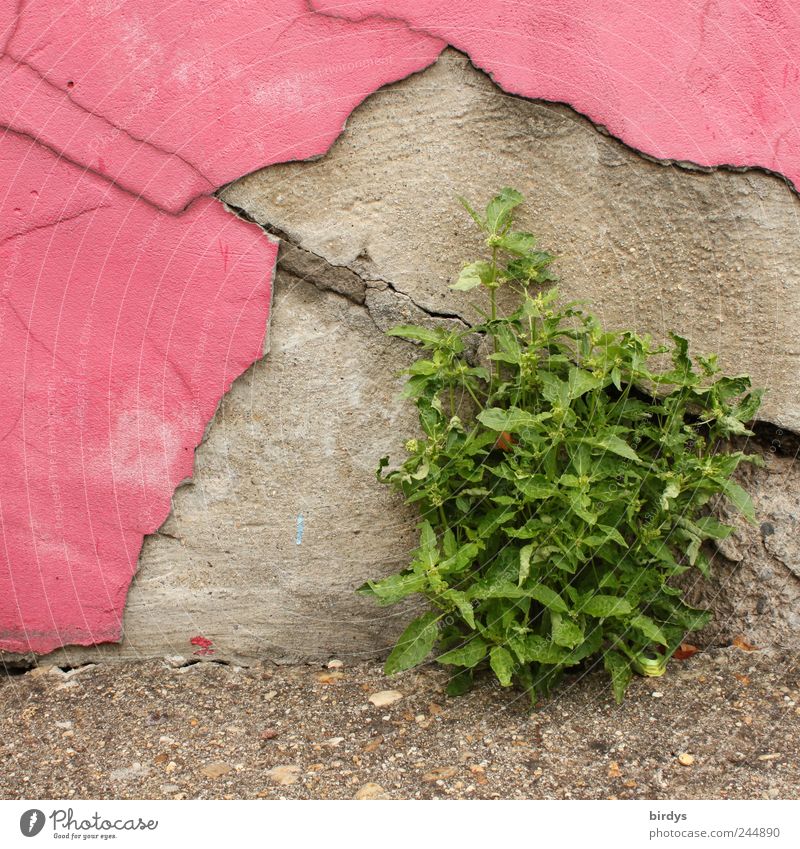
<box><xmin>438</xmin><ymin>637</ymin><xmax>487</xmax><ymax>668</ymax></box>
<box><xmin>458</xmin><ymin>196</ymin><xmax>485</xmax><ymax>230</ymax></box>
<box><xmin>489</xmin><ymin>645</ymin><xmax>515</xmax><ymax>687</ymax></box>
<box><xmin>523</xmin><ymin>635</ymin><xmax>568</xmax><ymax>665</ymax></box>
<box><xmin>441</xmin><ymin>589</ymin><xmax>476</xmax><ymax>629</ymax></box>
<box><xmin>528</xmin><ymin>584</ymin><xmax>569</xmax><ymax>613</ymax></box>
<box><xmin>384</xmin><ymin>612</ymin><xmax>439</xmax><ymax>675</ymax></box>
<box><xmin>485</xmin><ymin>187</ymin><xmax>524</xmax><ymax>233</ymax></box>
<box><xmin>451</xmin><ymin>260</ymin><xmax>495</xmax><ymax>292</ymax></box>
<box><xmin>518</xmin><ymin>544</ymin><xmax>533</xmax><ymax>585</ymax></box>
<box><xmin>445</xmin><ymin>668</ymin><xmax>474</xmax><ymax>696</ymax></box>
<box><xmin>477</xmin><ymin>406</ymin><xmax>551</xmax><ymax>433</ymax></box>
<box><xmin>515</xmin><ymin>477</ymin><xmax>559</xmax><ymax>500</ymax></box>
<box><xmin>386</xmin><ymin>325</ymin><xmax>443</xmax><ymax>345</ymax></box>
<box><xmin>660</xmin><ymin>479</ymin><xmax>681</xmax><ymax>509</ymax></box>
<box><xmin>551</xmin><ymin>613</ymin><xmax>584</xmax><ymax>649</ymax></box>
<box><xmin>592</xmin><ymin>434</ymin><xmax>640</xmax><ymax>462</ymax></box>
<box><xmin>567</xmin><ymin>366</ymin><xmax>602</xmax><ymax>399</ymax></box>
<box><xmin>580</xmin><ymin>594</ymin><xmax>633</xmax><ymax>618</ymax></box>
<box><xmin>694</xmin><ymin>516</ymin><xmax>734</xmax><ymax>540</ymax></box>
<box><xmin>498</xmin><ymin>230</ymin><xmax>537</xmax><ymax>256</ymax></box>
<box><xmin>722</xmin><ymin>480</ymin><xmax>756</xmax><ymax>523</ymax></box>
<box><xmin>357</xmin><ymin>573</ymin><xmax>427</xmax><ymax>606</ymax></box>
<box><xmin>539</xmin><ymin>372</ymin><xmax>570</xmax><ymax>408</ymax></box>
<box><xmin>596</xmin><ymin>525</ymin><xmax>628</xmax><ymax>547</ymax></box>
<box><xmin>630</xmin><ymin>614</ymin><xmax>668</xmax><ymax>646</ymax></box>
<box><xmin>604</xmin><ymin>651</ymin><xmax>633</xmax><ymax>704</ymax></box>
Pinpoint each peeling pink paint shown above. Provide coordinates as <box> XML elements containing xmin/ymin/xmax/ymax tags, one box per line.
<box><xmin>1</xmin><ymin>0</ymin><xmax>799</xmax><ymax>654</ymax></box>
<box><xmin>0</xmin><ymin>132</ymin><xmax>276</xmax><ymax>653</ymax></box>
<box><xmin>312</xmin><ymin>0</ymin><xmax>800</xmax><ymax>191</ymax></box>
<box><xmin>190</xmin><ymin>635</ymin><xmax>215</xmax><ymax>656</ymax></box>
<box><xmin>3</xmin><ymin>1</ymin><xmax>444</xmax><ymax>212</ymax></box>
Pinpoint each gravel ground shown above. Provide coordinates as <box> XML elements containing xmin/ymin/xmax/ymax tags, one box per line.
<box><xmin>1</xmin><ymin>648</ymin><xmax>798</xmax><ymax>800</ymax></box>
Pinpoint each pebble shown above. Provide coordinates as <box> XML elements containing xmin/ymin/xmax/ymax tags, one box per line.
<box><xmin>677</xmin><ymin>753</ymin><xmax>695</xmax><ymax>766</ymax></box>
<box><xmin>55</xmin><ymin>721</ymin><xmax>73</xmax><ymax>730</ymax></box>
<box><xmin>164</xmin><ymin>655</ymin><xmax>188</xmax><ymax>669</ymax></box>
<box><xmin>369</xmin><ymin>690</ymin><xmax>403</xmax><ymax>708</ymax></box>
<box><xmin>327</xmin><ymin>659</ymin><xmax>344</xmax><ymax>669</ymax></box>
<box><xmin>354</xmin><ymin>782</ymin><xmax>389</xmax><ymax>800</ymax></box>
<box><xmin>200</xmin><ymin>761</ymin><xmax>233</xmax><ymax>779</ymax></box>
<box><xmin>27</xmin><ymin>665</ymin><xmax>65</xmax><ymax>680</ymax></box>
<box><xmin>265</xmin><ymin>765</ymin><xmax>300</xmax><ymax>786</ymax></box>
<box><xmin>62</xmin><ymin>664</ymin><xmax>97</xmax><ymax>680</ymax></box>
<box><xmin>423</xmin><ymin>766</ymin><xmax>457</xmax><ymax>782</ymax></box>
<box><xmin>110</xmin><ymin>762</ymin><xmax>151</xmax><ymax>782</ymax></box>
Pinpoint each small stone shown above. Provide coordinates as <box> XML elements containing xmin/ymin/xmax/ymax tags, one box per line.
<box><xmin>354</xmin><ymin>782</ymin><xmax>389</xmax><ymax>800</ymax></box>
<box><xmin>608</xmin><ymin>761</ymin><xmax>622</xmax><ymax>778</ymax></box>
<box><xmin>28</xmin><ymin>665</ymin><xmax>66</xmax><ymax>680</ymax></box>
<box><xmin>651</xmin><ymin>691</ymin><xmax>664</xmax><ymax>698</ymax></box>
<box><xmin>677</xmin><ymin>753</ymin><xmax>695</xmax><ymax>766</ymax></box>
<box><xmin>165</xmin><ymin>761</ymin><xmax>178</xmax><ymax>774</ymax></box>
<box><xmin>327</xmin><ymin>659</ymin><xmax>344</xmax><ymax>669</ymax></box>
<box><xmin>265</xmin><ymin>765</ymin><xmax>300</xmax><ymax>786</ymax></box>
<box><xmin>368</xmin><ymin>690</ymin><xmax>403</xmax><ymax>708</ymax></box>
<box><xmin>110</xmin><ymin>762</ymin><xmax>150</xmax><ymax>781</ymax></box>
<box><xmin>423</xmin><ymin>766</ymin><xmax>457</xmax><ymax>782</ymax></box>
<box><xmin>260</xmin><ymin>728</ymin><xmax>279</xmax><ymax>741</ymax></box>
<box><xmin>317</xmin><ymin>671</ymin><xmax>343</xmax><ymax>684</ymax></box>
<box><xmin>55</xmin><ymin>720</ymin><xmax>73</xmax><ymax>730</ymax></box>
<box><xmin>363</xmin><ymin>737</ymin><xmax>382</xmax><ymax>753</ymax></box>
<box><xmin>164</xmin><ymin>655</ymin><xmax>188</xmax><ymax>668</ymax></box>
<box><xmin>200</xmin><ymin>761</ymin><xmax>232</xmax><ymax>779</ymax></box>
<box><xmin>63</xmin><ymin>663</ymin><xmax>97</xmax><ymax>679</ymax></box>
<box><xmin>324</xmin><ymin>737</ymin><xmax>345</xmax><ymax>747</ymax></box>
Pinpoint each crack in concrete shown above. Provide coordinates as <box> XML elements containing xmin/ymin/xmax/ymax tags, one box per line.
<box><xmin>221</xmin><ymin>198</ymin><xmax>471</xmax><ymax>330</ymax></box>
<box><xmin>220</xmin><ymin>198</ymin><xmax>800</xmax><ymax>445</ymax></box>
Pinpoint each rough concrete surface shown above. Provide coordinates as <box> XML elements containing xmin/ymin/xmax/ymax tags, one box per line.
<box><xmin>1</xmin><ymin>649</ymin><xmax>798</xmax><ymax>800</ymax></box>
<box><xmin>684</xmin><ymin>454</ymin><xmax>800</xmax><ymax>651</ymax></box>
<box><xmin>48</xmin><ymin>263</ymin><xmax>426</xmax><ymax>666</ymax></box>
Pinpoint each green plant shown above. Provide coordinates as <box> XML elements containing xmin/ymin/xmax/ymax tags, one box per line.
<box><xmin>359</xmin><ymin>187</ymin><xmax>763</xmax><ymax>705</ymax></box>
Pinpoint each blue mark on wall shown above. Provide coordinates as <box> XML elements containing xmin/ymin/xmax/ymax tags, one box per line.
<box><xmin>296</xmin><ymin>514</ymin><xmax>305</xmax><ymax>545</ymax></box>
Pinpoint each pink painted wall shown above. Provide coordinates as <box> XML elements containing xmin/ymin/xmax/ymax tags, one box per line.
<box><xmin>1</xmin><ymin>1</ymin><xmax>797</xmax><ymax>654</ymax></box>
